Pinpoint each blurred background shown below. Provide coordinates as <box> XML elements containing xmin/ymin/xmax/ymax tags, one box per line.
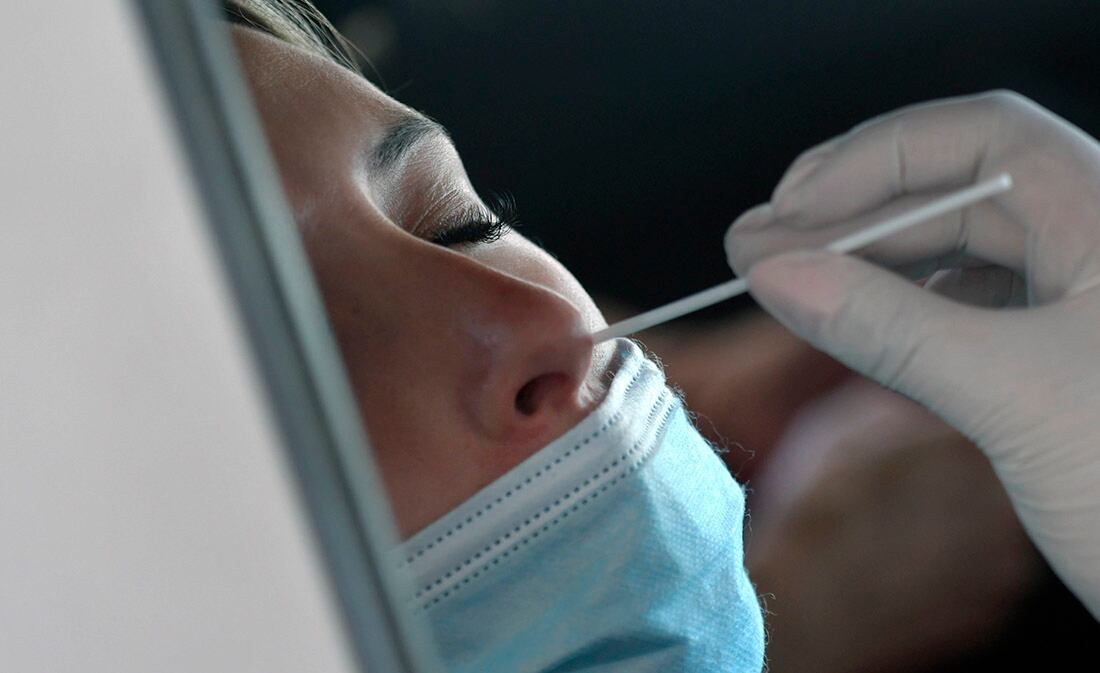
<box><xmin>308</xmin><ymin>1</ymin><xmax>1100</xmax><ymax>671</ymax></box>
<box><xmin>313</xmin><ymin>0</ymin><xmax>1100</xmax><ymax>312</ymax></box>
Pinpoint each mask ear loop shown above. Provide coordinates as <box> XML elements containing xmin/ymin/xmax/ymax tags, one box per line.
<box><xmin>592</xmin><ymin>173</ymin><xmax>1014</xmax><ymax>343</ymax></box>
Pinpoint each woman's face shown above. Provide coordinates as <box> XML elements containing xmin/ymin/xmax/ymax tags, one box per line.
<box><xmin>232</xmin><ymin>27</ymin><xmax>613</xmax><ymax>537</ymax></box>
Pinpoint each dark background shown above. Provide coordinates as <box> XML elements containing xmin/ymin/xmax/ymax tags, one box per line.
<box><xmin>315</xmin><ymin>0</ymin><xmax>1100</xmax><ymax>320</ymax></box>
<box><xmin>310</xmin><ymin>2</ymin><xmax>1100</xmax><ymax>669</ymax></box>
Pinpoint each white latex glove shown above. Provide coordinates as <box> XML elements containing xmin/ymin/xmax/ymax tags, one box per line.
<box><xmin>725</xmin><ymin>90</ymin><xmax>1100</xmax><ymax>619</ymax></box>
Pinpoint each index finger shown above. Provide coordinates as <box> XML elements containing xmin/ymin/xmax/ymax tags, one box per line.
<box><xmin>771</xmin><ymin>91</ymin><xmax>1020</xmax><ymax>224</ymax></box>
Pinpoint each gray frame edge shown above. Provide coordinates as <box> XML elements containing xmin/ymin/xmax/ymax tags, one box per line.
<box><xmin>127</xmin><ymin>3</ymin><xmax>442</xmax><ymax>672</ymax></box>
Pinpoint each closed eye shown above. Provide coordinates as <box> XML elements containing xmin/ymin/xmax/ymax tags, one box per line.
<box><xmin>430</xmin><ymin>217</ymin><xmax>506</xmax><ymax>247</ymax></box>
<box><xmin>429</xmin><ymin>194</ymin><xmax>520</xmax><ymax>248</ymax></box>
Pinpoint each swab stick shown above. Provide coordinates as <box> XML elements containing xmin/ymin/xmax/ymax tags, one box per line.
<box><xmin>592</xmin><ymin>172</ymin><xmax>1013</xmax><ymax>343</ymax></box>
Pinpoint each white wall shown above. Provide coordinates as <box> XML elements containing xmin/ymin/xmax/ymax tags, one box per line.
<box><xmin>0</xmin><ymin>3</ymin><xmax>357</xmax><ymax>671</ymax></box>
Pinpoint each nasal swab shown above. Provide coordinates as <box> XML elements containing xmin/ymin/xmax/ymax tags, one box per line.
<box><xmin>592</xmin><ymin>172</ymin><xmax>1013</xmax><ymax>343</ymax></box>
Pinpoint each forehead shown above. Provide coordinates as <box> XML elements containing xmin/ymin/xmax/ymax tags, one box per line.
<box><xmin>232</xmin><ymin>25</ymin><xmax>459</xmax><ymax>172</ymax></box>
<box><xmin>228</xmin><ymin>24</ymin><xmax>476</xmax><ymax>226</ymax></box>
<box><xmin>230</xmin><ymin>25</ymin><xmax>406</xmax><ymax>126</ymax></box>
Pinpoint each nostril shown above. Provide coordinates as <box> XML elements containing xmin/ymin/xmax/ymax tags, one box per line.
<box><xmin>514</xmin><ymin>373</ymin><xmax>571</xmax><ymax>416</ymax></box>
<box><xmin>515</xmin><ymin>380</ymin><xmax>538</xmax><ymax>416</ymax></box>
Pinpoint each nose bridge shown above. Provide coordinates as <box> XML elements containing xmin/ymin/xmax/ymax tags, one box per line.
<box><xmin>329</xmin><ymin>205</ymin><xmax>592</xmax><ymax>358</ymax></box>
<box><xmin>432</xmin><ymin>246</ymin><xmax>596</xmax><ymax>429</ymax></box>
<box><xmin>473</xmin><ymin>257</ymin><xmax>593</xmax><ymax>376</ymax></box>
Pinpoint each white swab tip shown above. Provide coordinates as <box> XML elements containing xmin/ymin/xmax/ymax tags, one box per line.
<box><xmin>994</xmin><ymin>172</ymin><xmax>1013</xmax><ymax>190</ymax></box>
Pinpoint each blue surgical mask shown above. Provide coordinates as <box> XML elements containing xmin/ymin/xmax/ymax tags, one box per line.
<box><xmin>393</xmin><ymin>339</ymin><xmax>765</xmax><ymax>672</ymax></box>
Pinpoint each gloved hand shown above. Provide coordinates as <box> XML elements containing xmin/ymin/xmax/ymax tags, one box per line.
<box><xmin>724</xmin><ymin>90</ymin><xmax>1100</xmax><ymax>619</ymax></box>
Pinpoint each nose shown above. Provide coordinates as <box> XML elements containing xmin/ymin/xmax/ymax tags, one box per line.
<box><xmin>465</xmin><ymin>275</ymin><xmax>596</xmax><ymax>445</ymax></box>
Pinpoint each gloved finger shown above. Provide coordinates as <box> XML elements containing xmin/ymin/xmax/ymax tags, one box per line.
<box><xmin>766</xmin><ymin>91</ymin><xmax>1100</xmax><ymax>302</ymax></box>
<box><xmin>727</xmin><ymin>203</ymin><xmax>774</xmax><ymax>235</ymax></box>
<box><xmin>923</xmin><ymin>266</ymin><xmax>1027</xmax><ymax>308</ymax></box>
<box><xmin>890</xmin><ymin>254</ymin><xmax>989</xmax><ymax>284</ymax></box>
<box><xmin>727</xmin><ymin>188</ymin><xmax>1024</xmax><ymax>279</ymax></box>
<box><xmin>770</xmin><ymin>135</ymin><xmax>845</xmax><ymax>199</ymax></box>
<box><xmin>745</xmin><ymin>249</ymin><xmax>1015</xmax><ymax>432</ymax></box>
<box><xmin>771</xmin><ymin>92</ymin><xmax>1014</xmax><ymax>222</ymax></box>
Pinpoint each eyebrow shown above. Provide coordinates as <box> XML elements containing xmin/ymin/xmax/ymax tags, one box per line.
<box><xmin>371</xmin><ymin>115</ymin><xmax>450</xmax><ymax>170</ymax></box>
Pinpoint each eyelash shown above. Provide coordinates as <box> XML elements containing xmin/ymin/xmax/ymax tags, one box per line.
<box><xmin>429</xmin><ymin>194</ymin><xmax>520</xmax><ymax>247</ymax></box>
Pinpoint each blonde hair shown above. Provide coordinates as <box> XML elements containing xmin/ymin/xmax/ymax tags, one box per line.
<box><xmin>223</xmin><ymin>0</ymin><xmax>360</xmax><ymax>73</ymax></box>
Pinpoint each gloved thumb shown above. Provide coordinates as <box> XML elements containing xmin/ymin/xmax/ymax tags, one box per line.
<box><xmin>746</xmin><ymin>249</ymin><xmax>1004</xmax><ymax>425</ymax></box>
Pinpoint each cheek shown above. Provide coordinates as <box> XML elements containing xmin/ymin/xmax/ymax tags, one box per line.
<box><xmin>270</xmin><ymin>134</ymin><xmax>359</xmax><ymax>230</ymax></box>
<box><xmin>302</xmin><ymin>224</ymin><xmax>487</xmax><ymax>421</ymax></box>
